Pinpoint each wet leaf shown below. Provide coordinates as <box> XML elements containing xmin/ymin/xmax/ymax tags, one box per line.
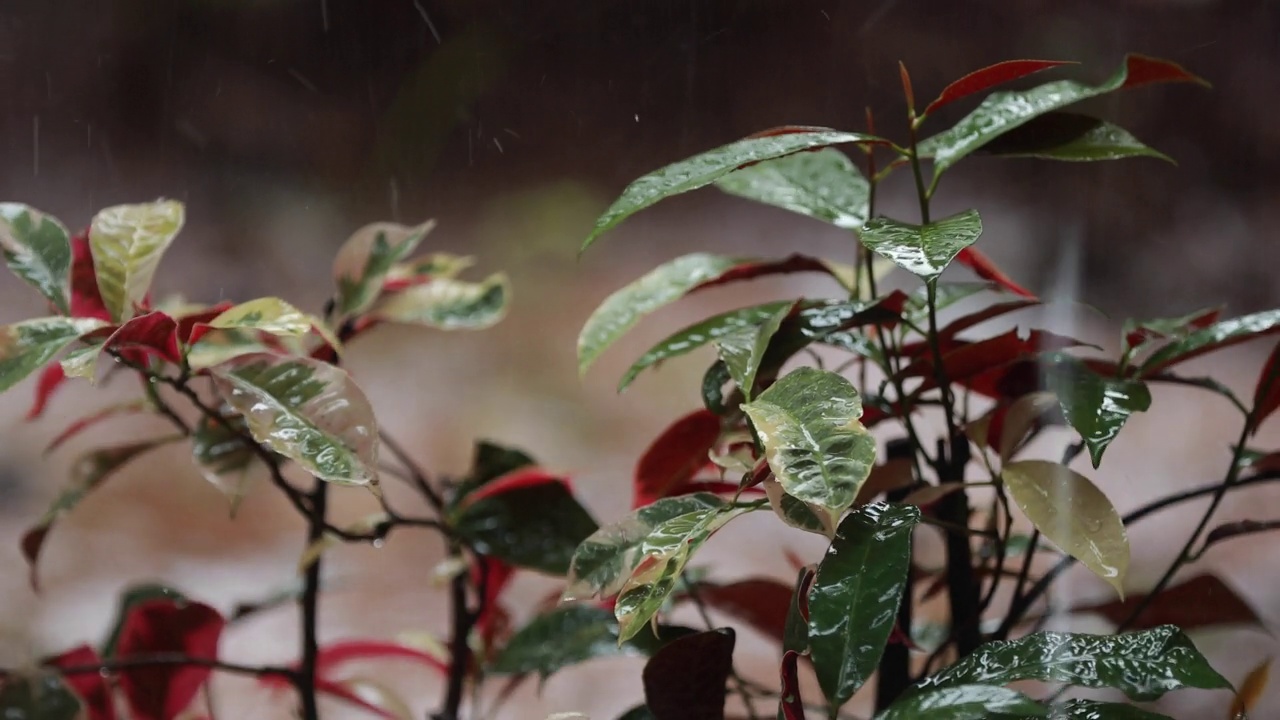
<box><xmin>0</xmin><ymin>203</ymin><xmax>73</xmax><ymax>314</ymax></box>
<box><xmin>714</xmin><ymin>147</ymin><xmax>871</xmax><ymax>229</ymax></box>
<box><xmin>923</xmin><ymin>59</ymin><xmax>1075</xmax><ymax>116</ymax></box>
<box><xmin>1229</xmin><ymin>658</ymin><xmax>1270</xmax><ymax>720</ymax></box>
<box><xmin>1121</xmin><ymin>307</ymin><xmax>1222</xmax><ymax>360</ymax></box>
<box><xmin>114</xmin><ymin>598</ymin><xmax>225</xmax><ymax>720</ymax></box>
<box><xmin>1031</xmin><ymin>700</ymin><xmax>1172</xmax><ymax>719</ymax></box>
<box><xmin>641</xmin><ymin>629</ymin><xmax>735</xmax><ymax>720</ymax></box>
<box><xmin>370</xmin><ymin>273</ymin><xmax>509</xmax><ymax>330</ymax></box>
<box><xmin>875</xmin><ymin>684</ymin><xmax>1045</xmax><ymax>719</ymax></box>
<box><xmin>0</xmin><ymin>672</ymin><xmax>82</xmax><ymax>720</ymax></box>
<box><xmin>859</xmin><ymin>210</ymin><xmax>982</xmax><ymax>281</ymax></box>
<box><xmin>79</xmin><ymin>311</ymin><xmax>182</xmax><ymax>381</ymax></box>
<box><xmin>778</xmin><ymin>649</ymin><xmax>806</xmax><ymax>720</ymax></box>
<box><xmin>808</xmin><ymin>502</ymin><xmax>921</xmax><ymax>709</ymax></box>
<box><xmin>488</xmin><ymin>605</ymin><xmax>673</xmax><ymax>678</ymax></box>
<box><xmin>979</xmin><ymin>113</ymin><xmax>1172</xmax><ymax>163</ymax></box>
<box><xmin>88</xmin><ymin>200</ymin><xmax>185</xmax><ymax>322</ymax></box>
<box><xmin>743</xmin><ymin>368</ymin><xmax>876</xmax><ymax>517</ymax></box>
<box><xmin>583</xmin><ymin>128</ymin><xmax>884</xmax><ymax>251</ymax></box>
<box><xmin>1140</xmin><ymin>309</ymin><xmax>1280</xmax><ymax>377</ymax></box>
<box><xmin>0</xmin><ymin>316</ymin><xmax>107</xmax><ymax>393</ymax></box>
<box><xmin>191</xmin><ymin>411</ymin><xmax>258</xmax><ymax>510</ymax></box>
<box><xmin>764</xmin><ymin>476</ymin><xmax>836</xmax><ymax>537</ymax></box>
<box><xmin>911</xmin><ymin>625</ymin><xmax>1231</xmax><ymax>702</ymax></box>
<box><xmin>1042</xmin><ymin>353</ymin><xmax>1151</xmax><ymax>467</ymax></box>
<box><xmin>211</xmin><ymin>353</ymin><xmax>379</xmax><ymax>488</ymax></box>
<box><xmin>1002</xmin><ymin>460</ymin><xmax>1129</xmax><ymax>596</ymax></box>
<box><xmin>919</xmin><ymin>54</ymin><xmax>1208</xmax><ymax>176</ymax></box>
<box><xmin>716</xmin><ymin>303</ymin><xmax>792</xmax><ymax>400</ymax></box>
<box><xmin>453</xmin><ymin>478</ymin><xmax>598</xmax><ymax>575</ymax></box>
<box><xmin>633</xmin><ymin>409</ymin><xmax>721</xmax><ymax>508</ymax></box>
<box><xmin>332</xmin><ymin>219</ymin><xmax>435</xmax><ymax>318</ymax></box>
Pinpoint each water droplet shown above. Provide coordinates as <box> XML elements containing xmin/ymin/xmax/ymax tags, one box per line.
<box><xmin>372</xmin><ymin>538</ymin><xmax>385</xmax><ymax>549</ymax></box>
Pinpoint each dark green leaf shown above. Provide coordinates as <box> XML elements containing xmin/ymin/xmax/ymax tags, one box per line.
<box><xmin>0</xmin><ymin>203</ymin><xmax>73</xmax><ymax>314</ymax></box>
<box><xmin>454</xmin><ymin>482</ymin><xmax>598</xmax><ymax>575</ymax></box>
<box><xmin>716</xmin><ymin>303</ymin><xmax>792</xmax><ymax>401</ymax></box>
<box><xmin>618</xmin><ymin>705</ymin><xmax>657</xmax><ymax>720</ymax></box>
<box><xmin>1018</xmin><ymin>699</ymin><xmax>1173</xmax><ymax>719</ymax></box>
<box><xmin>1140</xmin><ymin>309</ymin><xmax>1280</xmax><ymax>376</ymax></box>
<box><xmin>714</xmin><ymin>147</ymin><xmax>871</xmax><ymax>230</ymax></box>
<box><xmin>874</xmin><ymin>684</ymin><xmax>1046</xmax><ymax>720</ymax></box>
<box><xmin>488</xmin><ymin>605</ymin><xmax>681</xmax><ymax>678</ymax></box>
<box><xmin>451</xmin><ymin>441</ymin><xmax>537</xmax><ymax>506</ymax></box>
<box><xmin>979</xmin><ymin>113</ymin><xmax>1172</xmax><ymax>163</ymax></box>
<box><xmin>702</xmin><ymin>360</ymin><xmax>733</xmax><ymax>415</ymax></box>
<box><xmin>1041</xmin><ymin>353</ymin><xmax>1152</xmax><ymax>467</ymax></box>
<box><xmin>859</xmin><ymin>210</ymin><xmax>982</xmax><ymax>281</ymax></box>
<box><xmin>911</xmin><ymin>625</ymin><xmax>1232</xmax><ymax>702</ymax></box>
<box><xmin>642</xmin><ymin>629</ymin><xmax>735</xmax><ymax>720</ymax></box>
<box><xmin>584</xmin><ymin>129</ymin><xmax>883</xmax><ymax>251</ymax></box>
<box><xmin>0</xmin><ymin>672</ymin><xmax>82</xmax><ymax>720</ymax></box>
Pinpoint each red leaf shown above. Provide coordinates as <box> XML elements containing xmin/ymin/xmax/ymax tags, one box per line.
<box><xmin>174</xmin><ymin>302</ymin><xmax>235</xmax><ymax>345</ymax></box>
<box><xmin>312</xmin><ymin>640</ymin><xmax>448</xmax><ymax>678</ymax></box>
<box><xmin>26</xmin><ymin>362</ymin><xmax>67</xmax><ymax>420</ymax></box>
<box><xmin>939</xmin><ymin>300</ymin><xmax>1041</xmax><ymax>339</ymax></box>
<box><xmin>47</xmin><ymin>645</ymin><xmax>116</xmax><ymax>720</ymax></box>
<box><xmin>899</xmin><ymin>329</ymin><xmax>1091</xmax><ymax>396</ymax></box>
<box><xmin>1253</xmin><ymin>340</ymin><xmax>1280</xmax><ymax>430</ymax></box>
<box><xmin>473</xmin><ymin>556</ymin><xmax>517</xmax><ymax>650</ymax></box>
<box><xmin>115</xmin><ymin>599</ymin><xmax>225</xmax><ymax>720</ymax></box>
<box><xmin>690</xmin><ymin>254</ymin><xmax>843</xmax><ymax>294</ymax></box>
<box><xmin>1123</xmin><ymin>308</ymin><xmax>1220</xmax><ymax>351</ymax></box>
<box><xmin>462</xmin><ymin>467</ymin><xmax>568</xmax><ymax>506</ymax></box>
<box><xmin>924</xmin><ymin>59</ymin><xmax>1076</xmax><ymax>116</ymax></box>
<box><xmin>697</xmin><ymin>579</ymin><xmax>793</xmax><ymax>643</ymax></box>
<box><xmin>633</xmin><ymin>409</ymin><xmax>722</xmax><ymax>508</ymax></box>
<box><xmin>1073</xmin><ymin>573</ymin><xmax>1260</xmax><ymax>631</ymax></box>
<box><xmin>1119</xmin><ymin>53</ymin><xmax>1211</xmax><ymax>90</ymax></box>
<box><xmin>45</xmin><ymin>402</ymin><xmax>151</xmax><ymax>455</ymax></box>
<box><xmin>69</xmin><ymin>232</ymin><xmax>112</xmax><ymax>321</ymax></box>
<box><xmin>778</xmin><ymin>650</ymin><xmax>806</xmax><ymax>720</ymax></box>
<box><xmin>101</xmin><ymin>312</ymin><xmax>182</xmax><ymax>365</ymax></box>
<box><xmin>955</xmin><ymin>247</ymin><xmax>1036</xmax><ymax>298</ymax></box>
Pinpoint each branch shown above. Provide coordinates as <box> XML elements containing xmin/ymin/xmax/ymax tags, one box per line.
<box><xmin>40</xmin><ymin>652</ymin><xmax>294</xmax><ymax>680</ymax></box>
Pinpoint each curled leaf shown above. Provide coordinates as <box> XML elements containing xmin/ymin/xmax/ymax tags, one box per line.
<box><xmin>332</xmin><ymin>219</ymin><xmax>435</xmax><ymax>318</ymax></box>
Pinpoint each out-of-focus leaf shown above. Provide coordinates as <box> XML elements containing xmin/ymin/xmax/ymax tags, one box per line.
<box><xmin>583</xmin><ymin>128</ymin><xmax>885</xmax><ymax>251</ymax></box>
<box><xmin>1002</xmin><ymin>460</ymin><xmax>1129</xmax><ymax>596</ymax></box>
<box><xmin>115</xmin><ymin>598</ymin><xmax>225</xmax><ymax>720</ymax></box>
<box><xmin>858</xmin><ymin>210</ymin><xmax>982</xmax><ymax>281</ymax></box>
<box><xmin>332</xmin><ymin>219</ymin><xmax>435</xmax><ymax>318</ymax></box>
<box><xmin>69</xmin><ymin>232</ymin><xmax>111</xmax><ymax>321</ymax></box>
<box><xmin>910</xmin><ymin>625</ymin><xmax>1231</xmax><ymax>702</ymax></box>
<box><xmin>191</xmin><ymin>411</ymin><xmax>258</xmax><ymax>511</ymax></box>
<box><xmin>633</xmin><ymin>409</ymin><xmax>721</xmax><ymax>508</ymax></box>
<box><xmin>980</xmin><ymin>113</ymin><xmax>1171</xmax><ymax>163</ymax></box>
<box><xmin>779</xmin><ymin>650</ymin><xmax>806</xmax><ymax>720</ymax></box>
<box><xmin>693</xmin><ymin>578</ymin><xmax>794</xmax><ymax>643</ymax></box>
<box><xmin>922</xmin><ymin>59</ymin><xmax>1075</xmax><ymax>116</ymax></box>
<box><xmin>45</xmin><ymin>399</ymin><xmax>152</xmax><ymax>454</ymax></box>
<box><xmin>370</xmin><ymin>273</ymin><xmax>509</xmax><ymax>330</ymax></box>
<box><xmin>184</xmin><ymin>327</ymin><xmax>275</xmax><ymax>370</ymax></box>
<box><xmin>450</xmin><ymin>441</ymin><xmax>537</xmax><ymax>507</ymax></box>
<box><xmin>1229</xmin><ymin>658</ymin><xmax>1270</xmax><ymax>720</ymax></box>
<box><xmin>934</xmin><ymin>299</ymin><xmax>1041</xmax><ymax>339</ymax></box>
<box><xmin>1122</xmin><ymin>307</ymin><xmax>1222</xmax><ymax>362</ymax></box>
<box><xmin>716</xmin><ymin>303</ymin><xmax>792</xmax><ymax>401</ymax></box>
<box><xmin>103</xmin><ymin>584</ymin><xmax>189</xmax><ymax>657</ymax></box>
<box><xmin>489</xmin><ymin>605</ymin><xmax>676</xmax><ymax>678</ymax></box>
<box><xmin>77</xmin><ymin>311</ymin><xmax>182</xmax><ymax>382</ymax></box>
<box><xmin>27</xmin><ymin>361</ymin><xmax>68</xmax><ymax>420</ymax></box>
<box><xmin>702</xmin><ymin>360</ymin><xmax>732</xmax><ymax>415</ymax></box>
<box><xmin>641</xmin><ymin>629</ymin><xmax>735</xmax><ymax>720</ymax></box>
<box><xmin>1141</xmin><ymin>309</ymin><xmax>1280</xmax><ymax>377</ymax></box>
<box><xmin>45</xmin><ymin>644</ymin><xmax>116</xmax><ymax>720</ymax></box>
<box><xmin>743</xmin><ymin>368</ymin><xmax>876</xmax><ymax>519</ymax></box>
<box><xmin>0</xmin><ymin>203</ymin><xmax>73</xmax><ymax>313</ymax></box>
<box><xmin>1202</xmin><ymin>519</ymin><xmax>1280</xmax><ymax>555</ymax></box>
<box><xmin>874</xmin><ymin>684</ymin><xmax>1045</xmax><ymax>719</ymax></box>
<box><xmin>88</xmin><ymin>200</ymin><xmax>185</xmax><ymax>322</ymax></box>
<box><xmin>1252</xmin><ymin>339</ymin><xmax>1280</xmax><ymax>431</ymax></box>
<box><xmin>899</xmin><ymin>328</ymin><xmax>1094</xmax><ymax>398</ymax></box>
<box><xmin>955</xmin><ymin>247</ymin><xmax>1036</xmax><ymax>298</ymax></box>
<box><xmin>984</xmin><ymin>391</ymin><xmax>1061</xmax><ymax>462</ymax></box>
<box><xmin>383</xmin><ymin>252</ymin><xmax>473</xmax><ymax>289</ymax></box>
<box><xmin>0</xmin><ymin>316</ymin><xmax>107</xmax><ymax>392</ymax></box>
<box><xmin>783</xmin><ymin>568</ymin><xmax>814</xmax><ymax>654</ymax></box>
<box><xmin>22</xmin><ymin>437</ymin><xmax>179</xmax><ymax>589</ymax></box>
<box><xmin>808</xmin><ymin>502</ymin><xmax>921</xmax><ymax>709</ymax></box>
<box><xmin>453</xmin><ymin>476</ymin><xmax>598</xmax><ymax>575</ymax></box>
<box><xmin>210</xmin><ymin>353</ymin><xmax>380</xmax><ymax>488</ymax></box>
<box><xmin>714</xmin><ymin>147</ymin><xmax>871</xmax><ymax>229</ymax></box>
<box><xmin>1042</xmin><ymin>353</ymin><xmax>1151</xmax><ymax>467</ymax></box>
<box><xmin>0</xmin><ymin>672</ymin><xmax>82</xmax><ymax>720</ymax></box>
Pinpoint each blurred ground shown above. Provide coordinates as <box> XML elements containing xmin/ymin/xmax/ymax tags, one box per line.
<box><xmin>1</xmin><ymin>1</ymin><xmax>1278</xmax><ymax>718</ymax></box>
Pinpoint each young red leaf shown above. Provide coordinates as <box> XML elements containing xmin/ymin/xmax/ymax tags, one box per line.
<box><xmin>899</xmin><ymin>328</ymin><xmax>1092</xmax><ymax>394</ymax></box>
<box><xmin>1252</xmin><ymin>340</ymin><xmax>1280</xmax><ymax>430</ymax></box>
<box><xmin>779</xmin><ymin>650</ymin><xmax>806</xmax><ymax>720</ymax></box>
<box><xmin>101</xmin><ymin>311</ymin><xmax>181</xmax><ymax>364</ymax></box>
<box><xmin>115</xmin><ymin>598</ymin><xmax>225</xmax><ymax>720</ymax></box>
<box><xmin>937</xmin><ymin>299</ymin><xmax>1041</xmax><ymax>339</ymax></box>
<box><xmin>460</xmin><ymin>467</ymin><xmax>568</xmax><ymax>506</ymax></box>
<box><xmin>69</xmin><ymin>232</ymin><xmax>112</xmax><ymax>321</ymax></box>
<box><xmin>174</xmin><ymin>302</ymin><xmax>234</xmax><ymax>344</ymax></box>
<box><xmin>1073</xmin><ymin>573</ymin><xmax>1260</xmax><ymax>631</ymax></box>
<box><xmin>690</xmin><ymin>254</ymin><xmax>846</xmax><ymax>294</ymax></box>
<box><xmin>696</xmin><ymin>578</ymin><xmax>794</xmax><ymax>643</ymax></box>
<box><xmin>26</xmin><ymin>361</ymin><xmax>67</xmax><ymax>419</ymax></box>
<box><xmin>1119</xmin><ymin>54</ymin><xmax>1211</xmax><ymax>90</ymax></box>
<box><xmin>924</xmin><ymin>60</ymin><xmax>1076</xmax><ymax>117</ymax></box>
<box><xmin>633</xmin><ymin>409</ymin><xmax>721</xmax><ymax>508</ymax></box>
<box><xmin>955</xmin><ymin>247</ymin><xmax>1036</xmax><ymax>298</ymax></box>
<box><xmin>46</xmin><ymin>645</ymin><xmax>116</xmax><ymax>720</ymax></box>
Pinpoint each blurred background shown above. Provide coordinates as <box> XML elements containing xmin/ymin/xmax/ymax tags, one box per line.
<box><xmin>1</xmin><ymin>0</ymin><xmax>1278</xmax><ymax>717</ymax></box>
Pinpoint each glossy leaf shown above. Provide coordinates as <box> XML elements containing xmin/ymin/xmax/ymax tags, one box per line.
<box><xmin>923</xmin><ymin>59</ymin><xmax>1075</xmax><ymax>116</ymax></box>
<box><xmin>0</xmin><ymin>203</ymin><xmax>72</xmax><ymax>313</ymax></box>
<box><xmin>743</xmin><ymin>367</ymin><xmax>876</xmax><ymax>517</ymax></box>
<box><xmin>1002</xmin><ymin>460</ymin><xmax>1129</xmax><ymax>596</ymax></box>
<box><xmin>0</xmin><ymin>672</ymin><xmax>81</xmax><ymax>720</ymax></box>
<box><xmin>764</xmin><ymin>477</ymin><xmax>836</xmax><ymax>536</ymax></box>
<box><xmin>184</xmin><ymin>327</ymin><xmax>276</xmax><ymax>370</ymax></box>
<box><xmin>875</xmin><ymin>684</ymin><xmax>1045</xmax><ymax>719</ymax></box>
<box><xmin>583</xmin><ymin>128</ymin><xmax>884</xmax><ymax>250</ymax></box>
<box><xmin>808</xmin><ymin>502</ymin><xmax>921</xmax><ymax>709</ymax></box>
<box><xmin>453</xmin><ymin>479</ymin><xmax>598</xmax><ymax>575</ymax></box>
<box><xmin>919</xmin><ymin>54</ymin><xmax>1208</xmax><ymax>176</ymax></box>
<box><xmin>22</xmin><ymin>436</ymin><xmax>179</xmax><ymax>589</ymax></box>
<box><xmin>211</xmin><ymin>353</ymin><xmax>379</xmax><ymax>488</ymax></box>
<box><xmin>913</xmin><ymin>625</ymin><xmax>1231</xmax><ymax>701</ymax></box>
<box><xmin>489</xmin><ymin>605</ymin><xmax>667</xmax><ymax>678</ymax></box>
<box><xmin>714</xmin><ymin>147</ymin><xmax>871</xmax><ymax>229</ymax></box>
<box><xmin>0</xmin><ymin>317</ymin><xmax>107</xmax><ymax>393</ymax></box>
<box><xmin>641</xmin><ymin>629</ymin><xmax>735</xmax><ymax>720</ymax></box>
<box><xmin>114</xmin><ymin>598</ymin><xmax>225</xmax><ymax>720</ymax></box>
<box><xmin>1141</xmin><ymin>309</ymin><xmax>1280</xmax><ymax>376</ymax></box>
<box><xmin>88</xmin><ymin>200</ymin><xmax>185</xmax><ymax>322</ymax></box>
<box><xmin>332</xmin><ymin>219</ymin><xmax>434</xmax><ymax>318</ymax></box>
<box><xmin>859</xmin><ymin>210</ymin><xmax>982</xmax><ymax>281</ymax></box>
<box><xmin>1029</xmin><ymin>700</ymin><xmax>1172</xmax><ymax>719</ymax></box>
<box><xmin>77</xmin><ymin>311</ymin><xmax>182</xmax><ymax>382</ymax></box>
<box><xmin>633</xmin><ymin>409</ymin><xmax>721</xmax><ymax>508</ymax></box>
<box><xmin>716</xmin><ymin>303</ymin><xmax>792</xmax><ymax>400</ymax></box>
<box><xmin>370</xmin><ymin>273</ymin><xmax>509</xmax><ymax>330</ymax></box>
<box><xmin>191</xmin><ymin>411</ymin><xmax>257</xmax><ymax>510</ymax></box>
<box><xmin>1042</xmin><ymin>353</ymin><xmax>1151</xmax><ymax>467</ymax></box>
<box><xmin>980</xmin><ymin>113</ymin><xmax>1172</xmax><ymax>163</ymax></box>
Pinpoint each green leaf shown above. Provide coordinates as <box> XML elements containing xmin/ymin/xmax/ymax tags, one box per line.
<box><xmin>332</xmin><ymin>219</ymin><xmax>435</xmax><ymax>318</ymax></box>
<box><xmin>614</xmin><ymin>502</ymin><xmax>755</xmax><ymax>642</ymax></box>
<box><xmin>713</xmin><ymin>147</ymin><xmax>871</xmax><ymax>230</ymax></box>
<box><xmin>979</xmin><ymin>113</ymin><xmax>1172</xmax><ymax>163</ymax></box>
<box><xmin>191</xmin><ymin>411</ymin><xmax>258</xmax><ymax>512</ymax></box>
<box><xmin>1021</xmin><ymin>700</ymin><xmax>1173</xmax><ymax>720</ymax></box>
<box><xmin>0</xmin><ymin>203</ymin><xmax>72</xmax><ymax>314</ymax></box>
<box><xmin>565</xmin><ymin>493</ymin><xmax>729</xmax><ymax>601</ymax></box>
<box><xmin>210</xmin><ymin>353</ymin><xmax>380</xmax><ymax>489</ymax></box>
<box><xmin>185</xmin><ymin>328</ymin><xmax>275</xmax><ymax>370</ymax></box>
<box><xmin>0</xmin><ymin>672</ymin><xmax>82</xmax><ymax>720</ymax></box>
<box><xmin>489</xmin><ymin>605</ymin><xmax>675</xmax><ymax>678</ymax></box>
<box><xmin>451</xmin><ymin>441</ymin><xmax>537</xmax><ymax>506</ymax></box>
<box><xmin>453</xmin><ymin>482</ymin><xmax>598</xmax><ymax>575</ymax></box>
<box><xmin>858</xmin><ymin>210</ymin><xmax>982</xmax><ymax>281</ymax></box>
<box><xmin>207</xmin><ymin>297</ymin><xmax>314</xmax><ymax>337</ymax></box>
<box><xmin>0</xmin><ymin>317</ymin><xmax>107</xmax><ymax>393</ymax></box>
<box><xmin>1140</xmin><ymin>308</ymin><xmax>1280</xmax><ymax>376</ymax></box>
<box><xmin>617</xmin><ymin>705</ymin><xmax>656</xmax><ymax>720</ymax></box>
<box><xmin>701</xmin><ymin>360</ymin><xmax>732</xmax><ymax>415</ymax></box>
<box><xmin>808</xmin><ymin>502</ymin><xmax>921</xmax><ymax>709</ymax></box>
<box><xmin>742</xmin><ymin>367</ymin><xmax>876</xmax><ymax>517</ymax></box>
<box><xmin>583</xmin><ymin>128</ymin><xmax>884</xmax><ymax>251</ymax></box>
<box><xmin>765</xmin><ymin>478</ymin><xmax>835</xmax><ymax>536</ymax></box>
<box><xmin>912</xmin><ymin>625</ymin><xmax>1231</xmax><ymax>702</ymax></box>
<box><xmin>88</xmin><ymin>199</ymin><xmax>185</xmax><ymax>322</ymax></box>
<box><xmin>1002</xmin><ymin>460</ymin><xmax>1129</xmax><ymax>596</ymax></box>
<box><xmin>618</xmin><ymin>302</ymin><xmax>793</xmax><ymax>392</ymax></box>
<box><xmin>1041</xmin><ymin>353</ymin><xmax>1151</xmax><ymax>467</ymax></box>
<box><xmin>370</xmin><ymin>273</ymin><xmax>509</xmax><ymax>330</ymax></box>
<box><xmin>874</xmin><ymin>684</ymin><xmax>1046</xmax><ymax>720</ymax></box>
<box><xmin>918</xmin><ymin>54</ymin><xmax>1208</xmax><ymax>177</ymax></box>
<box><xmin>715</xmin><ymin>303</ymin><xmax>792</xmax><ymax>401</ymax></box>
